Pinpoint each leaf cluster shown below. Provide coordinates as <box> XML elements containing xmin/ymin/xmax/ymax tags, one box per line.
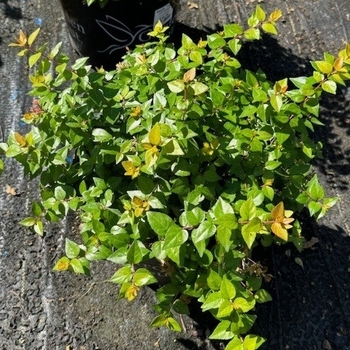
<box><xmin>2</xmin><ymin>6</ymin><xmax>350</xmax><ymax>349</ymax></box>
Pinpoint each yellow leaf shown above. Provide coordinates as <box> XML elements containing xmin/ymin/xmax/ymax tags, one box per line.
<box><xmin>271</xmin><ymin>202</ymin><xmax>284</xmax><ymax>222</ymax></box>
<box><xmin>125</xmin><ymin>284</ymin><xmax>139</xmax><ymax>301</ymax></box>
<box><xmin>271</xmin><ymin>222</ymin><xmax>288</xmax><ymax>241</ymax></box>
<box><xmin>183</xmin><ymin>67</ymin><xmax>196</xmax><ymax>83</ymax></box>
<box><xmin>134</xmin><ymin>207</ymin><xmax>144</xmax><ymax>217</ymax></box>
<box><xmin>333</xmin><ymin>56</ymin><xmax>344</xmax><ymax>71</ymax></box>
<box><xmin>269</xmin><ymin>9</ymin><xmax>283</xmax><ymax>22</ymax></box>
<box><xmin>149</xmin><ymin>123</ymin><xmax>161</xmax><ymax>146</ymax></box>
<box><xmin>28</xmin><ymin>28</ymin><xmax>41</xmax><ymax>46</ymax></box>
<box><xmin>54</xmin><ymin>257</ymin><xmax>70</xmax><ymax>271</ymax></box>
<box><xmin>132</xmin><ymin>196</ymin><xmax>143</xmax><ymax>207</ymax></box>
<box><xmin>142</xmin><ymin>142</ymin><xmax>153</xmax><ymax>150</ymax></box>
<box><xmin>9</xmin><ymin>30</ymin><xmax>27</xmax><ymax>47</ymax></box>
<box><xmin>145</xmin><ymin>148</ymin><xmax>158</xmax><ymax>167</ymax></box>
<box><xmin>121</xmin><ymin>161</ymin><xmax>140</xmax><ymax>178</ymax></box>
<box><xmin>130</xmin><ymin>105</ymin><xmax>142</xmax><ymax>118</ymax></box>
<box><xmin>14</xmin><ymin>132</ymin><xmax>27</xmax><ymax>147</ymax></box>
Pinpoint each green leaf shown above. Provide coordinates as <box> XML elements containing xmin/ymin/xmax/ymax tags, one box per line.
<box><xmin>217</xmin><ymin>226</ymin><xmax>234</xmax><ymax>252</ymax></box>
<box><xmin>255</xmin><ymin>289</ymin><xmax>272</xmax><ymax>303</ymax></box>
<box><xmin>19</xmin><ymin>217</ymin><xmax>36</xmax><ymax>227</ymax></box>
<box><xmin>264</xmin><ymin>160</ymin><xmax>281</xmax><ymax>170</ymax></box>
<box><xmin>134</xmin><ymin>268</ymin><xmax>157</xmax><ymax>286</ymax></box>
<box><xmin>261</xmin><ymin>22</ymin><xmax>277</xmax><ymax>35</ymax></box>
<box><xmin>150</xmin><ymin>314</ymin><xmax>168</xmax><ymax>328</ymax></box>
<box><xmin>28</xmin><ymin>28</ymin><xmax>41</xmax><ymax>46</ymax></box>
<box><xmin>107</xmin><ymin>247</ymin><xmax>128</xmax><ymax>264</ymax></box>
<box><xmin>241</xmin><ymin>217</ymin><xmax>261</xmax><ymax>249</ymax></box>
<box><xmin>243</xmin><ymin>335</ymin><xmax>265</xmax><ymax>350</ymax></box>
<box><xmin>191</xmin><ymin>221</ymin><xmax>216</xmax><ymax>244</ymax></box>
<box><xmin>307</xmin><ymin>201</ymin><xmax>322</xmax><ymax>217</ymax></box>
<box><xmin>65</xmin><ymin>238</ymin><xmax>81</xmax><ymax>259</ymax></box>
<box><xmin>54</xmin><ymin>186</ymin><xmax>66</xmax><ymax>201</ymax></box>
<box><xmin>244</xmin><ymin>28</ymin><xmax>260</xmax><ymax>41</ymax></box>
<box><xmin>189</xmin><ymin>50</ymin><xmax>203</xmax><ymax>65</ymax></box>
<box><xmin>191</xmin><ymin>82</ymin><xmax>209</xmax><ymax>95</ymax></box>
<box><xmin>147</xmin><ymin>212</ymin><xmax>174</xmax><ymax>236</ymax></box>
<box><xmin>220</xmin><ymin>275</ymin><xmax>236</xmax><ymax>300</ymax></box>
<box><xmin>228</xmin><ymin>38</ymin><xmax>242</xmax><ymax>55</ymax></box>
<box><xmin>224</xmin><ymin>23</ymin><xmax>244</xmax><ymax>37</ymax></box>
<box><xmin>255</xmin><ymin>5</ymin><xmax>266</xmax><ymax>21</ymax></box>
<box><xmin>173</xmin><ymin>299</ymin><xmax>190</xmax><ymax>315</ymax></box>
<box><xmin>28</xmin><ymin>52</ymin><xmax>42</xmax><ymax>68</ymax></box>
<box><xmin>270</xmin><ymin>94</ymin><xmax>282</xmax><ymax>112</ymax></box>
<box><xmin>209</xmin><ymin>320</ymin><xmax>235</xmax><ymax>340</ymax></box>
<box><xmin>202</xmin><ymin>291</ymin><xmax>225</xmax><ymax>311</ymax></box>
<box><xmin>207</xmin><ymin>269</ymin><xmax>222</xmax><ymax>291</ymax></box>
<box><xmin>166</xmin><ymin>317</ymin><xmax>182</xmax><ymax>332</ymax></box>
<box><xmin>321</xmin><ymin>80</ymin><xmax>337</xmax><ymax>94</ymax></box>
<box><xmin>217</xmin><ymin>300</ymin><xmax>234</xmax><ymax>318</ymax></box>
<box><xmin>215</xmin><ymin>213</ymin><xmax>238</xmax><ymax>229</ymax></box>
<box><xmin>226</xmin><ymin>338</ymin><xmax>244</xmax><ymax>350</ymax></box>
<box><xmin>239</xmin><ymin>198</ymin><xmax>256</xmax><ymax>221</ymax></box>
<box><xmin>308</xmin><ymin>177</ymin><xmax>324</xmax><ymax>200</ymax></box>
<box><xmin>163</xmin><ymin>225</ymin><xmax>188</xmax><ymax>249</ymax></box>
<box><xmin>183</xmin><ymin>208</ymin><xmax>206</xmax><ymax>226</ymax></box>
<box><xmin>34</xmin><ymin>220</ymin><xmax>44</xmax><ymax>236</ymax></box>
<box><xmin>312</xmin><ymin>60</ymin><xmax>333</xmax><ymax>74</ymax></box>
<box><xmin>127</xmin><ymin>240</ymin><xmax>144</xmax><ymax>264</ymax></box>
<box><xmin>211</xmin><ymin>197</ymin><xmax>235</xmax><ymax>218</ymax></box>
<box><xmin>92</xmin><ymin>128</ymin><xmax>113</xmax><ymax>142</ymax></box>
<box><xmin>162</xmin><ymin>139</ymin><xmax>184</xmax><ymax>155</ymax></box>
<box><xmin>233</xmin><ymin>297</ymin><xmax>255</xmax><ymax>313</ymax></box>
<box><xmin>70</xmin><ymin>258</ymin><xmax>86</xmax><ymax>274</ymax></box>
<box><xmin>109</xmin><ymin>265</ymin><xmax>133</xmax><ymax>284</ymax></box>
<box><xmin>167</xmin><ymin>80</ymin><xmax>185</xmax><ymax>93</ymax></box>
<box><xmin>166</xmin><ymin>245</ymin><xmax>186</xmax><ymax>266</ymax></box>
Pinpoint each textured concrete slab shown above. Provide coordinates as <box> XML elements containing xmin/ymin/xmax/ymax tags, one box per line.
<box><xmin>0</xmin><ymin>0</ymin><xmax>349</xmax><ymax>349</ymax></box>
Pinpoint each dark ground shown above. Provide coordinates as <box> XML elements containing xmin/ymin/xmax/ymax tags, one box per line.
<box><xmin>0</xmin><ymin>0</ymin><xmax>350</xmax><ymax>349</ymax></box>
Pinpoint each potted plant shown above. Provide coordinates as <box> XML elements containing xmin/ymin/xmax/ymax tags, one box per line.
<box><xmin>3</xmin><ymin>6</ymin><xmax>350</xmax><ymax>349</ymax></box>
<box><xmin>59</xmin><ymin>0</ymin><xmax>177</xmax><ymax>69</ymax></box>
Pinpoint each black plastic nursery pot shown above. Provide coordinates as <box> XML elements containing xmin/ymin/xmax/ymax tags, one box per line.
<box><xmin>58</xmin><ymin>0</ymin><xmax>176</xmax><ymax>70</ymax></box>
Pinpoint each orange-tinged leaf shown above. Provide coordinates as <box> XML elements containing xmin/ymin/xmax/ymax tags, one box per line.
<box><xmin>333</xmin><ymin>56</ymin><xmax>344</xmax><ymax>71</ymax></box>
<box><xmin>149</xmin><ymin>123</ymin><xmax>161</xmax><ymax>146</ymax></box>
<box><xmin>14</xmin><ymin>132</ymin><xmax>27</xmax><ymax>147</ymax></box>
<box><xmin>183</xmin><ymin>67</ymin><xmax>196</xmax><ymax>83</ymax></box>
<box><xmin>269</xmin><ymin>9</ymin><xmax>282</xmax><ymax>22</ymax></box>
<box><xmin>9</xmin><ymin>30</ymin><xmax>27</xmax><ymax>47</ymax></box>
<box><xmin>271</xmin><ymin>222</ymin><xmax>288</xmax><ymax>241</ymax></box>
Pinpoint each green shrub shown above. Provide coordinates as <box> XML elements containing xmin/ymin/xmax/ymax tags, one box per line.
<box><xmin>2</xmin><ymin>6</ymin><xmax>350</xmax><ymax>349</ymax></box>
